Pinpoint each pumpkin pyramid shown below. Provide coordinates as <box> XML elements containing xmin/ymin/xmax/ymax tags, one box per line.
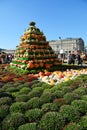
<box><xmin>11</xmin><ymin>22</ymin><xmax>61</xmax><ymax>70</ymax></box>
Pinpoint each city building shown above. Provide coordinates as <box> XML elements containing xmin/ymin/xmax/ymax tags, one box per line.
<box><xmin>1</xmin><ymin>49</ymin><xmax>15</xmax><ymax>54</ymax></box>
<box><xmin>49</xmin><ymin>38</ymin><xmax>84</xmax><ymax>54</ymax></box>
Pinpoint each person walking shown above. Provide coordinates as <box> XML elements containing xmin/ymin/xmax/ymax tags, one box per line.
<box><xmin>0</xmin><ymin>52</ymin><xmax>6</xmax><ymax>64</ymax></box>
<box><xmin>77</xmin><ymin>53</ymin><xmax>82</xmax><ymax>66</ymax></box>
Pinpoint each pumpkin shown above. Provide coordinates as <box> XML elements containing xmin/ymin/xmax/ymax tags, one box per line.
<box><xmin>27</xmin><ymin>62</ymin><xmax>34</xmax><ymax>69</ymax></box>
<box><xmin>34</xmin><ymin>63</ymin><xmax>39</xmax><ymax>68</ymax></box>
<box><xmin>39</xmin><ymin>62</ymin><xmax>44</xmax><ymax>67</ymax></box>
<box><xmin>45</xmin><ymin>64</ymin><xmax>51</xmax><ymax>69</ymax></box>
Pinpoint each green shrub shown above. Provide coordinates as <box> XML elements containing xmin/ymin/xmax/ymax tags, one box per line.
<box><xmin>18</xmin><ymin>123</ymin><xmax>38</xmax><ymax>130</ymax></box>
<box><xmin>53</xmin><ymin>90</ymin><xmax>64</xmax><ymax>98</ymax></box>
<box><xmin>30</xmin><ymin>79</ymin><xmax>40</xmax><ymax>85</ymax></box>
<box><xmin>53</xmin><ymin>98</ymin><xmax>66</xmax><ymax>107</ymax></box>
<box><xmin>70</xmin><ymin>78</ymin><xmax>83</xmax><ymax>90</ymax></box>
<box><xmin>32</xmin><ymin>87</ymin><xmax>44</xmax><ymax>93</ymax></box>
<box><xmin>73</xmin><ymin>87</ymin><xmax>86</xmax><ymax>96</ymax></box>
<box><xmin>63</xmin><ymin>122</ymin><xmax>80</xmax><ymax>130</ymax></box>
<box><xmin>59</xmin><ymin>105</ymin><xmax>80</xmax><ymax>122</ymax></box>
<box><xmin>43</xmin><ymin>88</ymin><xmax>51</xmax><ymax>93</ymax></box>
<box><xmin>16</xmin><ymin>94</ymin><xmax>29</xmax><ymax>102</ymax></box>
<box><xmin>59</xmin><ymin>80</ymin><xmax>73</xmax><ymax>86</ymax></box>
<box><xmin>31</xmin><ymin>82</ymin><xmax>46</xmax><ymax>88</ymax></box>
<box><xmin>60</xmin><ymin>86</ymin><xmax>72</xmax><ymax>94</ymax></box>
<box><xmin>0</xmin><ymin>88</ymin><xmax>4</xmax><ymax>93</ymax></box>
<box><xmin>40</xmin><ymin>92</ymin><xmax>54</xmax><ymax>104</ymax></box>
<box><xmin>39</xmin><ymin>112</ymin><xmax>65</xmax><ymax>130</ymax></box>
<box><xmin>0</xmin><ymin>97</ymin><xmax>12</xmax><ymax>105</ymax></box>
<box><xmin>2</xmin><ymin>113</ymin><xmax>26</xmax><ymax>130</ymax></box>
<box><xmin>16</xmin><ymin>84</ymin><xmax>27</xmax><ymax>90</ymax></box>
<box><xmin>27</xmin><ymin>97</ymin><xmax>41</xmax><ymax>109</ymax></box>
<box><xmin>50</xmin><ymin>85</ymin><xmax>62</xmax><ymax>93</ymax></box>
<box><xmin>0</xmin><ymin>105</ymin><xmax>9</xmax><ymax>120</ymax></box>
<box><xmin>2</xmin><ymin>83</ymin><xmax>13</xmax><ymax>89</ymax></box>
<box><xmin>25</xmin><ymin>108</ymin><xmax>43</xmax><ymax>122</ymax></box>
<box><xmin>81</xmin><ymin>95</ymin><xmax>87</xmax><ymax>101</ymax></box>
<box><xmin>6</xmin><ymin>87</ymin><xmax>19</xmax><ymax>93</ymax></box>
<box><xmin>63</xmin><ymin>92</ymin><xmax>80</xmax><ymax>104</ymax></box>
<box><xmin>28</xmin><ymin>90</ymin><xmax>42</xmax><ymax>99</ymax></box>
<box><xmin>71</xmin><ymin>100</ymin><xmax>87</xmax><ymax>114</ymax></box>
<box><xmin>19</xmin><ymin>87</ymin><xmax>31</xmax><ymax>94</ymax></box>
<box><xmin>13</xmin><ymin>82</ymin><xmax>21</xmax><ymax>87</ymax></box>
<box><xmin>10</xmin><ymin>102</ymin><xmax>27</xmax><ymax>114</ymax></box>
<box><xmin>23</xmin><ymin>82</ymin><xmax>31</xmax><ymax>87</ymax></box>
<box><xmin>0</xmin><ymin>92</ymin><xmax>13</xmax><ymax>98</ymax></box>
<box><xmin>50</xmin><ymin>85</ymin><xmax>72</xmax><ymax>94</ymax></box>
<box><xmin>12</xmin><ymin>92</ymin><xmax>20</xmax><ymax>97</ymax></box>
<box><xmin>41</xmin><ymin>82</ymin><xmax>51</xmax><ymax>89</ymax></box>
<box><xmin>79</xmin><ymin>115</ymin><xmax>87</xmax><ymax>129</ymax></box>
<box><xmin>41</xmin><ymin>103</ymin><xmax>59</xmax><ymax>113</ymax></box>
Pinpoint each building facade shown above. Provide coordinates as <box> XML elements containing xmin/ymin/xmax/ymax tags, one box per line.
<box><xmin>49</xmin><ymin>38</ymin><xmax>84</xmax><ymax>54</ymax></box>
<box><xmin>1</xmin><ymin>49</ymin><xmax>15</xmax><ymax>54</ymax></box>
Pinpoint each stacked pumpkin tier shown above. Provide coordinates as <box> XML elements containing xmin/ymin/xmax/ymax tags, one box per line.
<box><xmin>11</xmin><ymin>22</ymin><xmax>61</xmax><ymax>70</ymax></box>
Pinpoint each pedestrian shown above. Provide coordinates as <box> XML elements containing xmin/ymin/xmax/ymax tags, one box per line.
<box><xmin>0</xmin><ymin>52</ymin><xmax>6</xmax><ymax>64</ymax></box>
<box><xmin>77</xmin><ymin>53</ymin><xmax>82</xmax><ymax>66</ymax></box>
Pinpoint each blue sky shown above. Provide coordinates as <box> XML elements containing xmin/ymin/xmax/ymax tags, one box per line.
<box><xmin>0</xmin><ymin>0</ymin><xmax>87</xmax><ymax>49</ymax></box>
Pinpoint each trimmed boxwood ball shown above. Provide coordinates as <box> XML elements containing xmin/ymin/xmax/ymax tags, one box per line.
<box><xmin>50</xmin><ymin>85</ymin><xmax>72</xmax><ymax>94</ymax></box>
<box><xmin>81</xmin><ymin>95</ymin><xmax>87</xmax><ymax>101</ymax></box>
<box><xmin>73</xmin><ymin>87</ymin><xmax>87</xmax><ymax>96</ymax></box>
<box><xmin>39</xmin><ymin>112</ymin><xmax>65</xmax><ymax>130</ymax></box>
<box><xmin>40</xmin><ymin>92</ymin><xmax>55</xmax><ymax>104</ymax></box>
<box><xmin>16</xmin><ymin>84</ymin><xmax>27</xmax><ymax>90</ymax></box>
<box><xmin>25</xmin><ymin>108</ymin><xmax>43</xmax><ymax>122</ymax></box>
<box><xmin>78</xmin><ymin>115</ymin><xmax>87</xmax><ymax>129</ymax></box>
<box><xmin>50</xmin><ymin>85</ymin><xmax>62</xmax><ymax>93</ymax></box>
<box><xmin>18</xmin><ymin>123</ymin><xmax>38</xmax><ymax>130</ymax></box>
<box><xmin>53</xmin><ymin>98</ymin><xmax>66</xmax><ymax>107</ymax></box>
<box><xmin>59</xmin><ymin>105</ymin><xmax>80</xmax><ymax>122</ymax></box>
<box><xmin>19</xmin><ymin>87</ymin><xmax>31</xmax><ymax>94</ymax></box>
<box><xmin>59</xmin><ymin>86</ymin><xmax>72</xmax><ymax>94</ymax></box>
<box><xmin>13</xmin><ymin>82</ymin><xmax>22</xmax><ymax>87</ymax></box>
<box><xmin>41</xmin><ymin>103</ymin><xmax>59</xmax><ymax>113</ymax></box>
<box><xmin>12</xmin><ymin>91</ymin><xmax>20</xmax><ymax>97</ymax></box>
<box><xmin>43</xmin><ymin>88</ymin><xmax>51</xmax><ymax>93</ymax></box>
<box><xmin>16</xmin><ymin>94</ymin><xmax>29</xmax><ymax>102</ymax></box>
<box><xmin>0</xmin><ymin>88</ymin><xmax>4</xmax><ymax>93</ymax></box>
<box><xmin>23</xmin><ymin>82</ymin><xmax>32</xmax><ymax>87</ymax></box>
<box><xmin>41</xmin><ymin>103</ymin><xmax>52</xmax><ymax>113</ymax></box>
<box><xmin>70</xmin><ymin>79</ymin><xmax>84</xmax><ymax>90</ymax></box>
<box><xmin>63</xmin><ymin>92</ymin><xmax>80</xmax><ymax>104</ymax></box>
<box><xmin>39</xmin><ymin>82</ymin><xmax>51</xmax><ymax>90</ymax></box>
<box><xmin>2</xmin><ymin>83</ymin><xmax>14</xmax><ymax>89</ymax></box>
<box><xmin>2</xmin><ymin>113</ymin><xmax>26</xmax><ymax>130</ymax></box>
<box><xmin>31</xmin><ymin>82</ymin><xmax>46</xmax><ymax>89</ymax></box>
<box><xmin>32</xmin><ymin>87</ymin><xmax>44</xmax><ymax>93</ymax></box>
<box><xmin>0</xmin><ymin>92</ymin><xmax>13</xmax><ymax>98</ymax></box>
<box><xmin>53</xmin><ymin>90</ymin><xmax>64</xmax><ymax>98</ymax></box>
<box><xmin>27</xmin><ymin>97</ymin><xmax>41</xmax><ymax>109</ymax></box>
<box><xmin>6</xmin><ymin>87</ymin><xmax>19</xmax><ymax>93</ymax></box>
<box><xmin>10</xmin><ymin>102</ymin><xmax>28</xmax><ymax>114</ymax></box>
<box><xmin>0</xmin><ymin>105</ymin><xmax>9</xmax><ymax>120</ymax></box>
<box><xmin>0</xmin><ymin>97</ymin><xmax>13</xmax><ymax>105</ymax></box>
<box><xmin>28</xmin><ymin>90</ymin><xmax>42</xmax><ymax>99</ymax></box>
<box><xmin>71</xmin><ymin>100</ymin><xmax>87</xmax><ymax>114</ymax></box>
<box><xmin>63</xmin><ymin>122</ymin><xmax>80</xmax><ymax>130</ymax></box>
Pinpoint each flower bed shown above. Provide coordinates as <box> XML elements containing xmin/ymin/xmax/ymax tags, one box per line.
<box><xmin>0</xmin><ymin>64</ymin><xmax>87</xmax><ymax>129</ymax></box>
